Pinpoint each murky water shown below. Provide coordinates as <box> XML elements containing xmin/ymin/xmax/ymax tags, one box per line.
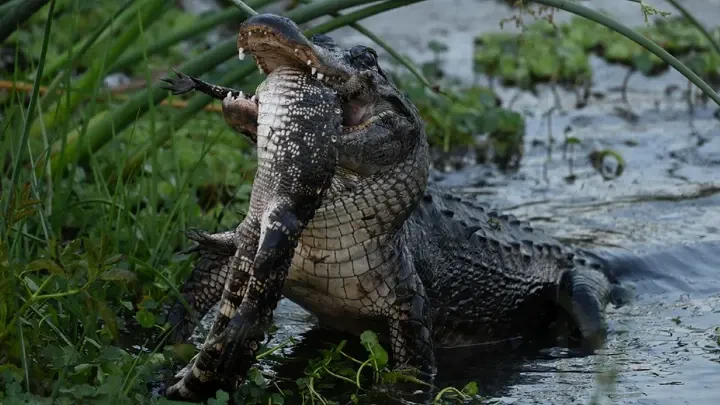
<box><xmin>176</xmin><ymin>1</ymin><xmax>720</xmax><ymax>404</ymax></box>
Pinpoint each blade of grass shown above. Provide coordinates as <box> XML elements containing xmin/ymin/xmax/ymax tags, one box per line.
<box><xmin>0</xmin><ymin>0</ymin><xmax>50</xmax><ymax>43</ymax></box>
<box><xmin>111</xmin><ymin>0</ymin><xmax>273</xmax><ymax>73</ymax></box>
<box><xmin>229</xmin><ymin>0</ymin><xmax>259</xmax><ymax>16</ymax></box>
<box><xmin>39</xmin><ymin>0</ymin><xmax>138</xmax><ymax>100</ymax></box>
<box><xmin>26</xmin><ymin>0</ymin><xmax>168</xmax><ymax>143</ymax></box>
<box><xmin>2</xmin><ymin>0</ymin><xmax>56</xmax><ymax>226</ymax></box>
<box><xmin>528</xmin><ymin>0</ymin><xmax>720</xmax><ymax>107</ymax></box>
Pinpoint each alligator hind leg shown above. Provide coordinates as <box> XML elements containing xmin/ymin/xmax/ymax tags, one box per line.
<box><xmin>387</xmin><ymin>258</ymin><xmax>437</xmax><ymax>378</ymax></box>
<box><xmin>167</xmin><ymin>230</ymin><xmax>238</xmax><ymax>343</ymax></box>
<box><xmin>556</xmin><ymin>267</ymin><xmax>613</xmax><ymax>350</ymax></box>
<box><xmin>167</xmin><ymin>203</ymin><xmax>306</xmax><ymax>401</ymax></box>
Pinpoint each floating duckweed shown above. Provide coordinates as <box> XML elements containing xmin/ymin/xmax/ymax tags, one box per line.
<box><xmin>474</xmin><ymin>19</ymin><xmax>592</xmax><ymax>88</ymax></box>
<box><xmin>474</xmin><ymin>14</ymin><xmax>720</xmax><ymax>85</ymax></box>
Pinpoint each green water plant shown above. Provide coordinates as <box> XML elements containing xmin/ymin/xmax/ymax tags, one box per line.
<box><xmin>398</xmin><ymin>71</ymin><xmax>525</xmax><ymax>170</ymax></box>
<box><xmin>474</xmin><ymin>18</ymin><xmax>592</xmax><ymax>88</ymax></box>
<box><xmin>527</xmin><ymin>0</ymin><xmax>720</xmax><ymax>106</ymax></box>
<box><xmin>476</xmin><ymin>11</ymin><xmax>720</xmax><ymax>86</ymax></box>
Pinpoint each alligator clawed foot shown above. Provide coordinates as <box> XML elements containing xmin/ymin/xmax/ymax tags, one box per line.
<box><xmin>158</xmin><ymin>68</ymin><xmax>197</xmax><ymax>95</ymax></box>
<box><xmin>216</xmin><ymin>313</ymin><xmax>265</xmax><ymax>375</ymax></box>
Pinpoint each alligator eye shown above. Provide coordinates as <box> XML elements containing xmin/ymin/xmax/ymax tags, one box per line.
<box><xmin>349</xmin><ymin>45</ymin><xmax>378</xmax><ymax>70</ymax></box>
<box><xmin>310</xmin><ymin>33</ymin><xmax>336</xmax><ymax>49</ymax></box>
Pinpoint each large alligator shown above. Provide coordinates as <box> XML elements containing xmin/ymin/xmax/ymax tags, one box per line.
<box><xmin>158</xmin><ymin>13</ymin><xmax>625</xmax><ymax>401</ymax></box>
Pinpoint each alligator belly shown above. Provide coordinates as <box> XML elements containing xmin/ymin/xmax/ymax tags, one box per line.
<box><xmin>282</xmin><ymin>277</ymin><xmax>385</xmax><ymax>336</ymax></box>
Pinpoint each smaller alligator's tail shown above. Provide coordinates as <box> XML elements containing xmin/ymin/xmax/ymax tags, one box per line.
<box><xmin>556</xmin><ymin>268</ymin><xmax>614</xmax><ymax>350</ymax></box>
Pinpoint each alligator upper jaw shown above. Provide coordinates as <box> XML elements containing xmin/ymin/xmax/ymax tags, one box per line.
<box><xmin>237</xmin><ymin>14</ymin><xmax>349</xmax><ymax>83</ymax></box>
<box><xmin>236</xmin><ymin>14</ymin><xmax>374</xmax><ymax>129</ymax></box>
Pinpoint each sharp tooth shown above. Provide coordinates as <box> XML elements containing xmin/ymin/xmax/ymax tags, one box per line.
<box><xmin>317</xmin><ymin>72</ymin><xmax>324</xmax><ymax>80</ymax></box>
<box><xmin>239</xmin><ymin>91</ymin><xmax>244</xmax><ymax>99</ymax></box>
<box><xmin>248</xmin><ymin>31</ymin><xmax>252</xmax><ymax>36</ymax></box>
<box><xmin>226</xmin><ymin>91</ymin><xmax>232</xmax><ymax>100</ymax></box>
<box><xmin>238</xmin><ymin>48</ymin><xmax>245</xmax><ymax>60</ymax></box>
<box><xmin>294</xmin><ymin>49</ymin><xmax>299</xmax><ymax>53</ymax></box>
<box><xmin>250</xmin><ymin>95</ymin><xmax>257</xmax><ymax>102</ymax></box>
<box><xmin>311</xmin><ymin>67</ymin><xmax>317</xmax><ymax>75</ymax></box>
<box><xmin>306</xmin><ymin>59</ymin><xmax>312</xmax><ymax>66</ymax></box>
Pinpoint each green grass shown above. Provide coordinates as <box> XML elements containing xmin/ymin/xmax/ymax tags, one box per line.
<box><xmin>2</xmin><ymin>0</ymin><xmax>718</xmax><ymax>403</ymax></box>
<box><xmin>1</xmin><ymin>2</ymin><xmax>256</xmax><ymax>402</ymax></box>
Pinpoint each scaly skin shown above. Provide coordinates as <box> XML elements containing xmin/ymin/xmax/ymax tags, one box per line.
<box><xmin>163</xmin><ymin>64</ymin><xmax>342</xmax><ymax>400</ymax></box>
<box><xmin>158</xmin><ymin>13</ymin><xmax>624</xmax><ymax>402</ymax></box>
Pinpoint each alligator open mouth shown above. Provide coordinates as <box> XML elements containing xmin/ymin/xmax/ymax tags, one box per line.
<box><xmin>160</xmin><ymin>14</ymin><xmax>396</xmax><ymax>137</ymax></box>
<box><xmin>237</xmin><ymin>14</ymin><xmax>349</xmax><ymax>83</ymax></box>
<box><xmin>234</xmin><ymin>14</ymin><xmax>379</xmax><ymax>131</ymax></box>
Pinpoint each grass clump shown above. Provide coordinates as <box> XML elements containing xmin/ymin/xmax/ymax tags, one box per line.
<box><xmin>390</xmin><ymin>46</ymin><xmax>526</xmax><ymax>170</ymax></box>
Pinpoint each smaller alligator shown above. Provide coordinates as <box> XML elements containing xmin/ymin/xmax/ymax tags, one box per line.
<box><xmin>161</xmin><ymin>65</ymin><xmax>343</xmax><ymax>398</ymax></box>
<box><xmin>159</xmin><ymin>13</ymin><xmax>627</xmax><ymax>402</ymax></box>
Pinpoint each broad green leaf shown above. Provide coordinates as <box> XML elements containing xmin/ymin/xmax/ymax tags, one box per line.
<box><xmin>462</xmin><ymin>381</ymin><xmax>479</xmax><ymax>396</ymax></box>
<box><xmin>26</xmin><ymin>259</ymin><xmax>64</xmax><ymax>275</ymax></box>
<box><xmin>135</xmin><ymin>310</ymin><xmax>155</xmax><ymax>328</ymax></box>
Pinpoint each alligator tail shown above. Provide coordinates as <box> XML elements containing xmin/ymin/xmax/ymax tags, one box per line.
<box><xmin>556</xmin><ymin>267</ymin><xmax>613</xmax><ymax>350</ymax></box>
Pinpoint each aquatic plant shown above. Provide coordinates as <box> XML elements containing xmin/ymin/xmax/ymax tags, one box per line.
<box><xmin>475</xmin><ymin>14</ymin><xmax>720</xmax><ymax>85</ymax></box>
<box><xmin>527</xmin><ymin>0</ymin><xmax>720</xmax><ymax>106</ymax></box>
<box><xmin>474</xmin><ymin>19</ymin><xmax>592</xmax><ymax>88</ymax></box>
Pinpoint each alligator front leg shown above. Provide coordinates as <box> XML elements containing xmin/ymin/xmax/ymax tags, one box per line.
<box><xmin>213</xmin><ymin>204</ymin><xmax>305</xmax><ymax>377</ymax></box>
<box><xmin>387</xmin><ymin>259</ymin><xmax>436</xmax><ymax>379</ymax></box>
<box><xmin>158</xmin><ymin>70</ymin><xmax>258</xmax><ymax>143</ymax></box>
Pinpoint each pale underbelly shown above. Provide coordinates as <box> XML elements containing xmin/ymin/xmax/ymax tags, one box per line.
<box><xmin>281</xmin><ymin>276</ymin><xmax>386</xmax><ymax>336</ymax></box>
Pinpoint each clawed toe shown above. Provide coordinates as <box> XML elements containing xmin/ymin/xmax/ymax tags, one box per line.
<box><xmin>158</xmin><ymin>69</ymin><xmax>195</xmax><ymax>95</ymax></box>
